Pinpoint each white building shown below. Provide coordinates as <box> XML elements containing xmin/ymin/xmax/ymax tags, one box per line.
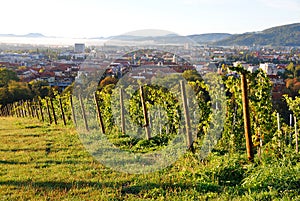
<box><xmin>247</xmin><ymin>65</ymin><xmax>259</xmax><ymax>73</ymax></box>
<box><xmin>259</xmin><ymin>63</ymin><xmax>278</xmax><ymax>75</ymax></box>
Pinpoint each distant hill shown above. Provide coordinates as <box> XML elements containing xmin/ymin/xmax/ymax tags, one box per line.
<box><xmin>187</xmin><ymin>33</ymin><xmax>232</xmax><ymax>43</ymax></box>
<box><xmin>0</xmin><ymin>33</ymin><xmax>46</xmax><ymax>38</ymax></box>
<box><xmin>110</xmin><ymin>33</ymin><xmax>232</xmax><ymax>44</ymax></box>
<box><xmin>214</xmin><ymin>23</ymin><xmax>300</xmax><ymax>46</ymax></box>
<box><xmin>23</xmin><ymin>33</ymin><xmax>45</xmax><ymax>38</ymax></box>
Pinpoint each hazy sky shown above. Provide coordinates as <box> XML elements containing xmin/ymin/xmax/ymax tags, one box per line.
<box><xmin>1</xmin><ymin>0</ymin><xmax>299</xmax><ymax>38</ymax></box>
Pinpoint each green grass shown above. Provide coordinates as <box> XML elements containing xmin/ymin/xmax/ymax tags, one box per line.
<box><xmin>0</xmin><ymin>117</ymin><xmax>299</xmax><ymax>200</ymax></box>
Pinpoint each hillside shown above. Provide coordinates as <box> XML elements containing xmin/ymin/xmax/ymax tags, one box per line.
<box><xmin>214</xmin><ymin>23</ymin><xmax>300</xmax><ymax>46</ymax></box>
<box><xmin>0</xmin><ymin>117</ymin><xmax>299</xmax><ymax>200</ymax></box>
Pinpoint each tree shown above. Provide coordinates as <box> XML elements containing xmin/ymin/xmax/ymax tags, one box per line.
<box><xmin>29</xmin><ymin>80</ymin><xmax>51</xmax><ymax>98</ymax></box>
<box><xmin>99</xmin><ymin>76</ymin><xmax>118</xmax><ymax>89</ymax></box>
<box><xmin>182</xmin><ymin>69</ymin><xmax>202</xmax><ymax>82</ymax></box>
<box><xmin>285</xmin><ymin>78</ymin><xmax>300</xmax><ymax>97</ymax></box>
<box><xmin>0</xmin><ymin>87</ymin><xmax>11</xmax><ymax>105</ymax></box>
<box><xmin>0</xmin><ymin>68</ymin><xmax>19</xmax><ymax>87</ymax></box>
<box><xmin>7</xmin><ymin>80</ymin><xmax>33</xmax><ymax>102</ymax></box>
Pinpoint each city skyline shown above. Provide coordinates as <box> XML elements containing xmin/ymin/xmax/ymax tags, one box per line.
<box><xmin>1</xmin><ymin>0</ymin><xmax>299</xmax><ymax>38</ymax></box>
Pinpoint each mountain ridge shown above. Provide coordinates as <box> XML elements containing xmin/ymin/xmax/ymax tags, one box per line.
<box><xmin>213</xmin><ymin>23</ymin><xmax>300</xmax><ymax>46</ymax></box>
<box><xmin>0</xmin><ymin>33</ymin><xmax>46</xmax><ymax>38</ymax></box>
<box><xmin>0</xmin><ymin>23</ymin><xmax>299</xmax><ymax>46</ymax></box>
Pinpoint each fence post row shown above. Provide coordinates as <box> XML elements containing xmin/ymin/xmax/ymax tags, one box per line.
<box><xmin>0</xmin><ymin>95</ymin><xmax>77</xmax><ymax>127</ymax></box>
<box><xmin>0</xmin><ymin>87</ymin><xmax>299</xmax><ymax>161</ymax></box>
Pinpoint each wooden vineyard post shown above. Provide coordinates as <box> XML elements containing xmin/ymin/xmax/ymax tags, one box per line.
<box><xmin>295</xmin><ymin>116</ymin><xmax>298</xmax><ymax>154</ymax></box>
<box><xmin>290</xmin><ymin>114</ymin><xmax>293</xmax><ymax>145</ymax></box>
<box><xmin>31</xmin><ymin>101</ymin><xmax>36</xmax><ymax>118</ymax></box>
<box><xmin>15</xmin><ymin>102</ymin><xmax>22</xmax><ymax>117</ymax></box>
<box><xmin>24</xmin><ymin>101</ymin><xmax>28</xmax><ymax>117</ymax></box>
<box><xmin>13</xmin><ymin>103</ymin><xmax>17</xmax><ymax>117</ymax></box>
<box><xmin>10</xmin><ymin>104</ymin><xmax>14</xmax><ymax>117</ymax></box>
<box><xmin>38</xmin><ymin>99</ymin><xmax>44</xmax><ymax>122</ymax></box>
<box><xmin>30</xmin><ymin>101</ymin><xmax>35</xmax><ymax>119</ymax></box>
<box><xmin>257</xmin><ymin>128</ymin><xmax>262</xmax><ymax>161</ymax></box>
<box><xmin>70</xmin><ymin>95</ymin><xmax>77</xmax><ymax>127</ymax></box>
<box><xmin>29</xmin><ymin>101</ymin><xmax>34</xmax><ymax>118</ymax></box>
<box><xmin>18</xmin><ymin>103</ymin><xmax>22</xmax><ymax>117</ymax></box>
<box><xmin>30</xmin><ymin>100</ymin><xmax>35</xmax><ymax>119</ymax></box>
<box><xmin>180</xmin><ymin>80</ymin><xmax>193</xmax><ymax>149</ymax></box>
<box><xmin>34</xmin><ymin>100</ymin><xmax>40</xmax><ymax>120</ymax></box>
<box><xmin>140</xmin><ymin>86</ymin><xmax>151</xmax><ymax>140</ymax></box>
<box><xmin>17</xmin><ymin>102</ymin><xmax>21</xmax><ymax>117</ymax></box>
<box><xmin>46</xmin><ymin>99</ymin><xmax>52</xmax><ymax>124</ymax></box>
<box><xmin>79</xmin><ymin>94</ymin><xmax>89</xmax><ymax>131</ymax></box>
<box><xmin>59</xmin><ymin>98</ymin><xmax>66</xmax><ymax>126</ymax></box>
<box><xmin>12</xmin><ymin>104</ymin><xmax>15</xmax><ymax>116</ymax></box>
<box><xmin>29</xmin><ymin>101</ymin><xmax>33</xmax><ymax>118</ymax></box>
<box><xmin>2</xmin><ymin>106</ymin><xmax>6</xmax><ymax>116</ymax></box>
<box><xmin>20</xmin><ymin>101</ymin><xmax>24</xmax><ymax>117</ymax></box>
<box><xmin>22</xmin><ymin>100</ymin><xmax>27</xmax><ymax>117</ymax></box>
<box><xmin>19</xmin><ymin>101</ymin><xmax>24</xmax><ymax>118</ymax></box>
<box><xmin>119</xmin><ymin>88</ymin><xmax>126</xmax><ymax>135</ymax></box>
<box><xmin>50</xmin><ymin>98</ymin><xmax>57</xmax><ymax>125</ymax></box>
<box><xmin>11</xmin><ymin>104</ymin><xmax>14</xmax><ymax>116</ymax></box>
<box><xmin>277</xmin><ymin>113</ymin><xmax>281</xmax><ymax>149</ymax></box>
<box><xmin>6</xmin><ymin>104</ymin><xmax>10</xmax><ymax>116</ymax></box>
<box><xmin>3</xmin><ymin>106</ymin><xmax>7</xmax><ymax>116</ymax></box>
<box><xmin>13</xmin><ymin>103</ymin><xmax>18</xmax><ymax>117</ymax></box>
<box><xmin>25</xmin><ymin>101</ymin><xmax>29</xmax><ymax>117</ymax></box>
<box><xmin>14</xmin><ymin>102</ymin><xmax>18</xmax><ymax>117</ymax></box>
<box><xmin>4</xmin><ymin>105</ymin><xmax>9</xmax><ymax>116</ymax></box>
<box><xmin>17</xmin><ymin>103</ymin><xmax>22</xmax><ymax>117</ymax></box>
<box><xmin>241</xmin><ymin>72</ymin><xmax>254</xmax><ymax>162</ymax></box>
<box><xmin>32</xmin><ymin>101</ymin><xmax>37</xmax><ymax>119</ymax></box>
<box><xmin>5</xmin><ymin>105</ymin><xmax>8</xmax><ymax>116</ymax></box>
<box><xmin>94</xmin><ymin>93</ymin><xmax>105</xmax><ymax>134</ymax></box>
<box><xmin>3</xmin><ymin>106</ymin><xmax>6</xmax><ymax>116</ymax></box>
<box><xmin>30</xmin><ymin>101</ymin><xmax>36</xmax><ymax>118</ymax></box>
<box><xmin>8</xmin><ymin>104</ymin><xmax>11</xmax><ymax>116</ymax></box>
<box><xmin>15</xmin><ymin>103</ymin><xmax>20</xmax><ymax>117</ymax></box>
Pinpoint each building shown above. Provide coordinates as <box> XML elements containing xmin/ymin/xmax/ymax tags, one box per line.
<box><xmin>259</xmin><ymin>63</ymin><xmax>278</xmax><ymax>75</ymax></box>
<box><xmin>74</xmin><ymin>43</ymin><xmax>85</xmax><ymax>53</ymax></box>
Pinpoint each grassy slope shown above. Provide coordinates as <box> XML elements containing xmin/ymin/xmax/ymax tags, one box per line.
<box><xmin>0</xmin><ymin>117</ymin><xmax>299</xmax><ymax>200</ymax></box>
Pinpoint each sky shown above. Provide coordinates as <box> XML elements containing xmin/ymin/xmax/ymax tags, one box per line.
<box><xmin>1</xmin><ymin>0</ymin><xmax>299</xmax><ymax>38</ymax></box>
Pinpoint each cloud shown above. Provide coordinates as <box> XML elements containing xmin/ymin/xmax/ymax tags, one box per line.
<box><xmin>259</xmin><ymin>0</ymin><xmax>300</xmax><ymax>11</ymax></box>
<box><xmin>180</xmin><ymin>0</ymin><xmax>239</xmax><ymax>6</ymax></box>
